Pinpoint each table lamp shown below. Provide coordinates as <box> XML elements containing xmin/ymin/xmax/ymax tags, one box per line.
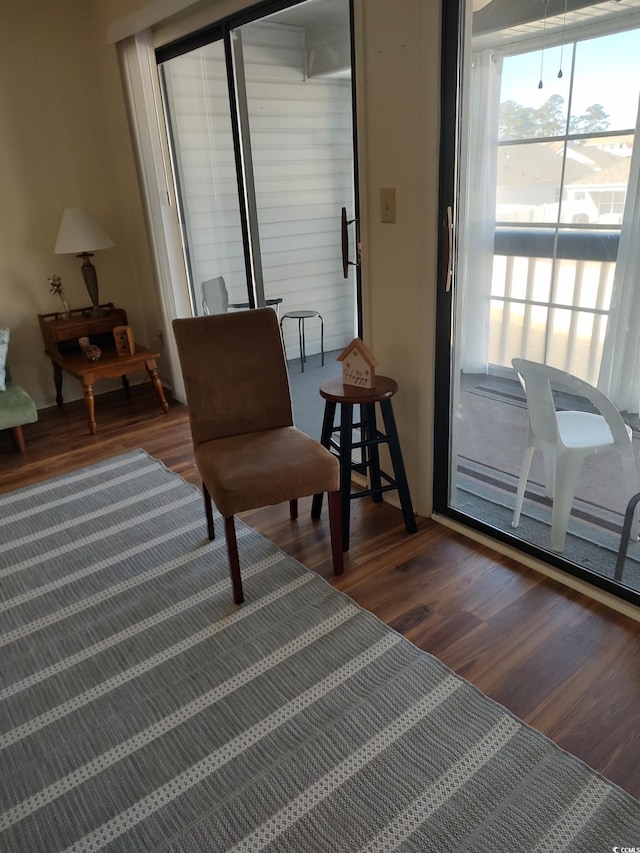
<box><xmin>54</xmin><ymin>208</ymin><xmax>114</xmax><ymax>317</ymax></box>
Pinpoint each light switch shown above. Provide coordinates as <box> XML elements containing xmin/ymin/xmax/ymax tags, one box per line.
<box><xmin>380</xmin><ymin>187</ymin><xmax>396</xmax><ymax>223</ymax></box>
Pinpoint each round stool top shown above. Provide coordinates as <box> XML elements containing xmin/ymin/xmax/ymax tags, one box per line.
<box><xmin>319</xmin><ymin>375</ymin><xmax>398</xmax><ymax>404</ymax></box>
<box><xmin>281</xmin><ymin>310</ymin><xmax>322</xmax><ymax>320</ymax></box>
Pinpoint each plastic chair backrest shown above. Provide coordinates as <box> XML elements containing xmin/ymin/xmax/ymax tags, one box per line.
<box><xmin>201</xmin><ymin>277</ymin><xmax>229</xmax><ymax>315</ymax></box>
<box><xmin>512</xmin><ymin>358</ymin><xmax>559</xmax><ymax>446</ymax></box>
<box><xmin>512</xmin><ymin>358</ymin><xmax>630</xmax><ymax>449</ymax></box>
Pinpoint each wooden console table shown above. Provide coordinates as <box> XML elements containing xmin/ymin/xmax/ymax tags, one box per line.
<box><xmin>38</xmin><ymin>303</ymin><xmax>169</xmax><ymax>435</ymax></box>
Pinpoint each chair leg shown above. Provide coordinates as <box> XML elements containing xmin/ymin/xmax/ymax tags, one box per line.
<box><xmin>615</xmin><ymin>491</ymin><xmax>640</xmax><ymax>582</ymax></box>
<box><xmin>10</xmin><ymin>425</ymin><xmax>26</xmax><ymax>453</ymax></box>
<box><xmin>290</xmin><ymin>499</ymin><xmax>298</xmax><ymax>519</ymax></box>
<box><xmin>542</xmin><ymin>450</ymin><xmax>556</xmax><ymax>498</ymax></box>
<box><xmin>203</xmin><ymin>482</ymin><xmax>215</xmax><ymax>540</ymax></box>
<box><xmin>550</xmin><ymin>455</ymin><xmax>583</xmax><ymax>553</ymax></box>
<box><xmin>224</xmin><ymin>516</ymin><xmax>244</xmax><ymax>604</ymax></box>
<box><xmin>512</xmin><ymin>445</ymin><xmax>535</xmax><ymax>529</ymax></box>
<box><xmin>328</xmin><ymin>489</ymin><xmax>344</xmax><ymax>575</ymax></box>
<box><xmin>619</xmin><ymin>444</ymin><xmax>640</xmax><ymax>542</ymax></box>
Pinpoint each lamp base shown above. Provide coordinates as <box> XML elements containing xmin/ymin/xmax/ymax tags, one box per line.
<box><xmin>78</xmin><ymin>253</ymin><xmax>105</xmax><ymax>317</ymax></box>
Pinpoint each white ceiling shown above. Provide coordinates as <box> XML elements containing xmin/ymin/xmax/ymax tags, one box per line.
<box><xmin>473</xmin><ymin>0</ymin><xmax>640</xmax><ymax>50</ymax></box>
<box><xmin>267</xmin><ymin>0</ymin><xmax>348</xmax><ymax>29</ymax></box>
<box><xmin>251</xmin><ymin>0</ymin><xmax>640</xmax><ymax>57</ymax></box>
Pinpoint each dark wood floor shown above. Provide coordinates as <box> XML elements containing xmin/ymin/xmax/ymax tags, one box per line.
<box><xmin>3</xmin><ymin>382</ymin><xmax>640</xmax><ymax>799</ymax></box>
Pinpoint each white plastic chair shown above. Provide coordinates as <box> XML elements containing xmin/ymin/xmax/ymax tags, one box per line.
<box><xmin>511</xmin><ymin>358</ymin><xmax>638</xmax><ymax>553</ymax></box>
<box><xmin>201</xmin><ymin>276</ymin><xmax>282</xmax><ymax>317</ymax></box>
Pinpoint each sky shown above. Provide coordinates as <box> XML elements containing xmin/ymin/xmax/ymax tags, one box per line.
<box><xmin>499</xmin><ymin>28</ymin><xmax>640</xmax><ymax>131</ymax></box>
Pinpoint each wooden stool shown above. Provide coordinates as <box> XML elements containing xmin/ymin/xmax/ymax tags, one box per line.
<box><xmin>311</xmin><ymin>375</ymin><xmax>417</xmax><ymax>551</ymax></box>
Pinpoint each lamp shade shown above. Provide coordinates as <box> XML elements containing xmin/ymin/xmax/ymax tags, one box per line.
<box><xmin>54</xmin><ymin>208</ymin><xmax>114</xmax><ymax>255</ymax></box>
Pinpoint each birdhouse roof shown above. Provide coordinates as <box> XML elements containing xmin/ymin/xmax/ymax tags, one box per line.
<box><xmin>337</xmin><ymin>337</ymin><xmax>379</xmax><ymax>367</ymax></box>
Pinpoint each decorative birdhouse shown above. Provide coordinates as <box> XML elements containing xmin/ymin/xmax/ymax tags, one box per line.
<box><xmin>337</xmin><ymin>338</ymin><xmax>378</xmax><ymax>389</ymax></box>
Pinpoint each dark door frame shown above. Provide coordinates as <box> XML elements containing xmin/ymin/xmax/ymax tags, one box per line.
<box><xmin>433</xmin><ymin>0</ymin><xmax>640</xmax><ymax>608</ymax></box>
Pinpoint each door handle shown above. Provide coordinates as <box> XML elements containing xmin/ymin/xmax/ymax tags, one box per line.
<box><xmin>341</xmin><ymin>207</ymin><xmax>359</xmax><ymax>278</ymax></box>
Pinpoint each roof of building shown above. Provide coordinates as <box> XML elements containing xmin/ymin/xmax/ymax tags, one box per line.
<box><xmin>337</xmin><ymin>338</ymin><xmax>379</xmax><ymax>367</ymax></box>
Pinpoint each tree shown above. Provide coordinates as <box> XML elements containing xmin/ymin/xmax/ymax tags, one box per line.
<box><xmin>499</xmin><ymin>95</ymin><xmax>610</xmax><ymax>140</ymax></box>
<box><xmin>569</xmin><ymin>103</ymin><xmax>610</xmax><ymax>135</ymax></box>
<box><xmin>532</xmin><ymin>94</ymin><xmax>566</xmax><ymax>137</ymax></box>
<box><xmin>499</xmin><ymin>99</ymin><xmax>535</xmax><ymax>139</ymax></box>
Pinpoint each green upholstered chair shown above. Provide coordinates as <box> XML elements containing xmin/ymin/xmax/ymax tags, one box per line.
<box><xmin>0</xmin><ymin>366</ymin><xmax>38</xmax><ymax>452</ymax></box>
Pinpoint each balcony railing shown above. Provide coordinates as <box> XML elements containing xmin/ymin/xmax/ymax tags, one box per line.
<box><xmin>489</xmin><ymin>227</ymin><xmax>620</xmax><ymax>385</ymax></box>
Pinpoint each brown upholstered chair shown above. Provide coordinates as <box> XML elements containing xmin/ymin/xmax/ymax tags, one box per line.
<box><xmin>172</xmin><ymin>308</ymin><xmax>343</xmax><ymax>604</ymax></box>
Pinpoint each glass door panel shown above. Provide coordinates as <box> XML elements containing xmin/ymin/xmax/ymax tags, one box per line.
<box><xmin>232</xmin><ymin>2</ymin><xmax>357</xmax><ymax>360</ymax></box>
<box><xmin>157</xmin><ymin>0</ymin><xmax>359</xmax><ymax>439</ymax></box>
<box><xmin>158</xmin><ymin>0</ymin><xmax>358</xmax><ymax>361</ymax></box>
<box><xmin>160</xmin><ymin>41</ymin><xmax>250</xmax><ymax>316</ymax></box>
<box><xmin>441</xmin><ymin>0</ymin><xmax>640</xmax><ymax>602</ymax></box>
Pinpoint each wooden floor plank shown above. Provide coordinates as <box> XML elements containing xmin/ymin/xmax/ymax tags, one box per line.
<box><xmin>2</xmin><ymin>384</ymin><xmax>640</xmax><ymax>798</ymax></box>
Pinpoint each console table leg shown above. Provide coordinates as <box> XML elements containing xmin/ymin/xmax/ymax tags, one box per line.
<box><xmin>146</xmin><ymin>361</ymin><xmax>169</xmax><ymax>413</ymax></box>
<box><xmin>121</xmin><ymin>374</ymin><xmax>130</xmax><ymax>396</ymax></box>
<box><xmin>53</xmin><ymin>363</ymin><xmax>63</xmax><ymax>407</ymax></box>
<box><xmin>83</xmin><ymin>382</ymin><xmax>97</xmax><ymax>435</ymax></box>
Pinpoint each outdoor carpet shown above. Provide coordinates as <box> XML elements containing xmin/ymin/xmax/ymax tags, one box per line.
<box><xmin>456</xmin><ymin>456</ymin><xmax>640</xmax><ymax>592</ymax></box>
<box><xmin>2</xmin><ymin>451</ymin><xmax>640</xmax><ymax>851</ymax></box>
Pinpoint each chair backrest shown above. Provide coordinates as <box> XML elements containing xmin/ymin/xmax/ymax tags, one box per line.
<box><xmin>512</xmin><ymin>358</ymin><xmax>559</xmax><ymax>446</ymax></box>
<box><xmin>173</xmin><ymin>308</ymin><xmax>293</xmax><ymax>447</ymax></box>
<box><xmin>201</xmin><ymin>276</ymin><xmax>229</xmax><ymax>315</ymax></box>
<box><xmin>512</xmin><ymin>358</ymin><xmax>630</xmax><ymax>448</ymax></box>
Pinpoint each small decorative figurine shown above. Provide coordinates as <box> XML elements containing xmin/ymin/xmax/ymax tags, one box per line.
<box><xmin>337</xmin><ymin>338</ymin><xmax>378</xmax><ymax>389</ymax></box>
<box><xmin>48</xmin><ymin>275</ymin><xmax>71</xmax><ymax>319</ymax></box>
<box><xmin>78</xmin><ymin>336</ymin><xmax>102</xmax><ymax>362</ymax></box>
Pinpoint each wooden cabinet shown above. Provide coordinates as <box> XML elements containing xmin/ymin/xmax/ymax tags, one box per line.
<box><xmin>37</xmin><ymin>303</ymin><xmax>168</xmax><ymax>434</ymax></box>
<box><xmin>38</xmin><ymin>303</ymin><xmax>128</xmax><ymax>358</ymax></box>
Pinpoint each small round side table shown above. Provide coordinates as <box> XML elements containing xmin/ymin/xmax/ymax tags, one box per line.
<box><xmin>280</xmin><ymin>310</ymin><xmax>324</xmax><ymax>372</ymax></box>
<box><xmin>311</xmin><ymin>375</ymin><xmax>417</xmax><ymax>551</ymax></box>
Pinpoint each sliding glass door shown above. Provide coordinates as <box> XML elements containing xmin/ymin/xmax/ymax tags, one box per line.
<box><xmin>160</xmin><ymin>39</ymin><xmax>247</xmax><ymax>316</ymax></box>
<box><xmin>157</xmin><ymin>0</ymin><xmax>360</xmax><ymax>364</ymax></box>
<box><xmin>437</xmin><ymin>0</ymin><xmax>640</xmax><ymax>604</ymax></box>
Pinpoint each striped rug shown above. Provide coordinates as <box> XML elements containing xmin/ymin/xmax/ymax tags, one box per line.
<box><xmin>2</xmin><ymin>450</ymin><xmax>640</xmax><ymax>851</ymax></box>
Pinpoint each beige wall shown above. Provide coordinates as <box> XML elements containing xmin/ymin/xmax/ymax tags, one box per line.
<box><xmin>2</xmin><ymin>0</ymin><xmax>440</xmax><ymax>517</ymax></box>
<box><xmin>0</xmin><ymin>0</ymin><xmax>162</xmax><ymax>410</ymax></box>
<box><xmin>354</xmin><ymin>0</ymin><xmax>439</xmax><ymax>518</ymax></box>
